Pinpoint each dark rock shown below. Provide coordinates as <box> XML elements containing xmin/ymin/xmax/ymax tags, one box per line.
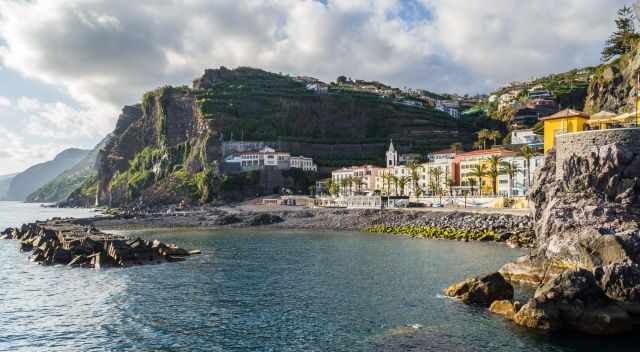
<box><xmin>444</xmin><ymin>272</ymin><xmax>513</xmax><ymax>307</ymax></box>
<box><xmin>513</xmin><ymin>269</ymin><xmax>633</xmax><ymax>335</ymax></box>
<box><xmin>246</xmin><ymin>213</ymin><xmax>284</xmax><ymax>226</ymax></box>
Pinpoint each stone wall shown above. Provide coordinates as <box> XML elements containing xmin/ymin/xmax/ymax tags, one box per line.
<box><xmin>555</xmin><ymin>128</ymin><xmax>640</xmax><ymax>179</ymax></box>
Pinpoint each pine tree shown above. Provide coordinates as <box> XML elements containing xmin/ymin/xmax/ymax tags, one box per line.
<box><xmin>602</xmin><ymin>6</ymin><xmax>640</xmax><ymax>62</ymax></box>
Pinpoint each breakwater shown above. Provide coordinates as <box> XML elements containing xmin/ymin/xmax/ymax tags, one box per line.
<box><xmin>0</xmin><ymin>218</ymin><xmax>200</xmax><ymax>269</ymax></box>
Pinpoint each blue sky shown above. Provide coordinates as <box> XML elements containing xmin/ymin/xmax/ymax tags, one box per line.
<box><xmin>0</xmin><ymin>0</ymin><xmax>629</xmax><ymax>175</ymax></box>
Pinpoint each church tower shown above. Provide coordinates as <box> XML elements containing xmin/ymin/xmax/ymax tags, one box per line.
<box><xmin>386</xmin><ymin>139</ymin><xmax>398</xmax><ymax>168</ymax></box>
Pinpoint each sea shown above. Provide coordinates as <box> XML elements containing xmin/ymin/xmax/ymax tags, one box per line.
<box><xmin>0</xmin><ymin>201</ymin><xmax>638</xmax><ymax>351</ymax></box>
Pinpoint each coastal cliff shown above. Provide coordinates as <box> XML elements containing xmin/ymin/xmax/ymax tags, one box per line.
<box><xmin>65</xmin><ymin>66</ymin><xmax>481</xmax><ymax>208</ymax></box>
<box><xmin>492</xmin><ymin>130</ymin><xmax>640</xmax><ymax>334</ymax></box>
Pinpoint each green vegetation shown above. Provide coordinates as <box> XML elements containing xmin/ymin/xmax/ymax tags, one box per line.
<box><xmin>602</xmin><ymin>5</ymin><xmax>640</xmax><ymax>62</ymax></box>
<box><xmin>365</xmin><ymin>225</ymin><xmax>499</xmax><ymax>241</ymax></box>
<box><xmin>193</xmin><ymin>67</ymin><xmax>478</xmax><ymax>162</ymax></box>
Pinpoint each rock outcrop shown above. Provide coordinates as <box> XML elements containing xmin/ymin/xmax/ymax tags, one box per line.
<box><xmin>493</xmin><ymin>139</ymin><xmax>640</xmax><ymax>335</ymax></box>
<box><xmin>0</xmin><ymin>219</ymin><xmax>199</xmax><ymax>269</ymax></box>
<box><xmin>513</xmin><ymin>269</ymin><xmax>633</xmax><ymax>335</ymax></box>
<box><xmin>444</xmin><ymin>272</ymin><xmax>514</xmax><ymax>307</ymax></box>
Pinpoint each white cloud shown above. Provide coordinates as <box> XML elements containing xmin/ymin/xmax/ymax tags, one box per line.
<box><xmin>0</xmin><ymin>96</ymin><xmax>10</xmax><ymax>108</ymax></box>
<box><xmin>0</xmin><ymin>125</ymin><xmax>70</xmax><ymax>174</ymax></box>
<box><xmin>0</xmin><ymin>0</ymin><xmax>629</xmax><ymax>171</ymax></box>
<box><xmin>0</xmin><ymin>0</ymin><xmax>624</xmax><ymax>109</ymax></box>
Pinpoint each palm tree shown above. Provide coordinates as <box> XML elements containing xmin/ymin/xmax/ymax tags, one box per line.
<box><xmin>489</xmin><ymin>130</ymin><xmax>502</xmax><ymax>147</ymax></box>
<box><xmin>406</xmin><ymin>160</ymin><xmax>422</xmax><ymax>197</ymax></box>
<box><xmin>487</xmin><ymin>155</ymin><xmax>503</xmax><ymax>196</ymax></box>
<box><xmin>352</xmin><ymin>176</ymin><xmax>363</xmax><ymax>194</ymax></box>
<box><xmin>500</xmin><ymin>161</ymin><xmax>521</xmax><ymax>197</ymax></box>
<box><xmin>382</xmin><ymin>172</ymin><xmax>392</xmax><ymax>196</ymax></box>
<box><xmin>446</xmin><ymin>177</ymin><xmax>455</xmax><ymax>196</ymax></box>
<box><xmin>430</xmin><ymin>167</ymin><xmax>443</xmax><ymax>195</ymax></box>
<box><xmin>340</xmin><ymin>177</ymin><xmax>351</xmax><ymax>196</ymax></box>
<box><xmin>390</xmin><ymin>174</ymin><xmax>399</xmax><ymax>196</ymax></box>
<box><xmin>520</xmin><ymin>145</ymin><xmax>535</xmax><ymax>190</ymax></box>
<box><xmin>450</xmin><ymin>142</ymin><xmax>464</xmax><ymax>153</ymax></box>
<box><xmin>477</xmin><ymin>129</ymin><xmax>491</xmax><ymax>149</ymax></box>
<box><xmin>468</xmin><ymin>178</ymin><xmax>477</xmax><ymax>196</ymax></box>
<box><xmin>398</xmin><ymin>176</ymin><xmax>410</xmax><ymax>196</ymax></box>
<box><xmin>327</xmin><ymin>180</ymin><xmax>339</xmax><ymax>196</ymax></box>
<box><xmin>469</xmin><ymin>164</ymin><xmax>487</xmax><ymax>195</ymax></box>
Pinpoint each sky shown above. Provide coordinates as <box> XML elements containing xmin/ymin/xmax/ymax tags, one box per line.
<box><xmin>0</xmin><ymin>0</ymin><xmax>630</xmax><ymax>175</ymax></box>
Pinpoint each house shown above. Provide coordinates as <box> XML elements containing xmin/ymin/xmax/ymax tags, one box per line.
<box><xmin>511</xmin><ymin>129</ymin><xmax>543</xmax><ymax>147</ymax></box>
<box><xmin>332</xmin><ymin>165</ymin><xmax>383</xmax><ymax>195</ymax></box>
<box><xmin>510</xmin><ymin>108</ymin><xmax>540</xmax><ymax>129</ymax></box>
<box><xmin>289</xmin><ymin>156</ymin><xmax>318</xmax><ymax>172</ymax></box>
<box><xmin>427</xmin><ymin>148</ymin><xmax>459</xmax><ymax>162</ymax></box>
<box><xmin>223</xmin><ymin>147</ymin><xmax>317</xmax><ymax>174</ymax></box>
<box><xmin>528</xmin><ymin>86</ymin><xmax>553</xmax><ymax>100</ymax></box>
<box><xmin>305</xmin><ymin>82</ymin><xmax>328</xmax><ymax>93</ymax></box>
<box><xmin>435</xmin><ymin>100</ymin><xmax>461</xmax><ymax>119</ymax></box>
<box><xmin>454</xmin><ymin>148</ymin><xmax>518</xmax><ymax>195</ymax></box>
<box><xmin>541</xmin><ymin>109</ymin><xmax>590</xmax><ymax>153</ymax></box>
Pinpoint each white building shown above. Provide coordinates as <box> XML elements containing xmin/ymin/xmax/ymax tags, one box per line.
<box><xmin>290</xmin><ymin>156</ymin><xmax>318</xmax><ymax>172</ymax></box>
<box><xmin>511</xmin><ymin>129</ymin><xmax>543</xmax><ymax>147</ymax></box>
<box><xmin>435</xmin><ymin>100</ymin><xmax>461</xmax><ymax>119</ymax></box>
<box><xmin>223</xmin><ymin>147</ymin><xmax>317</xmax><ymax>174</ymax></box>
<box><xmin>331</xmin><ymin>165</ymin><xmax>383</xmax><ymax>195</ymax></box>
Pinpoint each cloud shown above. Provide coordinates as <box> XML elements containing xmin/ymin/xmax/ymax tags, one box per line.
<box><xmin>0</xmin><ymin>95</ymin><xmax>10</xmax><ymax>108</ymax></box>
<box><xmin>0</xmin><ymin>126</ymin><xmax>71</xmax><ymax>174</ymax></box>
<box><xmin>0</xmin><ymin>0</ymin><xmax>625</xmax><ymax>109</ymax></box>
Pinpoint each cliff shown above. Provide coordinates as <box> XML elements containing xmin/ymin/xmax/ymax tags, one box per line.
<box><xmin>496</xmin><ymin>130</ymin><xmax>640</xmax><ymax>334</ymax></box>
<box><xmin>584</xmin><ymin>43</ymin><xmax>640</xmax><ymax>114</ymax></box>
<box><xmin>2</xmin><ymin>148</ymin><xmax>90</xmax><ymax>201</ymax></box>
<box><xmin>72</xmin><ymin>66</ymin><xmax>480</xmax><ymax>208</ymax></box>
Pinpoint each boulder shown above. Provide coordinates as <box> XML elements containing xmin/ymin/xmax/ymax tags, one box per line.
<box><xmin>595</xmin><ymin>262</ymin><xmax>640</xmax><ymax>314</ymax></box>
<box><xmin>444</xmin><ymin>272</ymin><xmax>513</xmax><ymax>307</ymax></box>
<box><xmin>246</xmin><ymin>213</ymin><xmax>284</xmax><ymax>226</ymax></box>
<box><xmin>513</xmin><ymin>269</ymin><xmax>633</xmax><ymax>335</ymax></box>
<box><xmin>489</xmin><ymin>300</ymin><xmax>521</xmax><ymax>320</ymax></box>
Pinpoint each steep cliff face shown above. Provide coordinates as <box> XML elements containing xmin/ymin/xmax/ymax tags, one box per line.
<box><xmin>81</xmin><ymin>66</ymin><xmax>479</xmax><ymax>208</ymax></box>
<box><xmin>584</xmin><ymin>44</ymin><xmax>640</xmax><ymax>114</ymax></box>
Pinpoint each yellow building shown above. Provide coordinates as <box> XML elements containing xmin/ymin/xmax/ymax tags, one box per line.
<box><xmin>541</xmin><ymin>109</ymin><xmax>590</xmax><ymax>153</ymax></box>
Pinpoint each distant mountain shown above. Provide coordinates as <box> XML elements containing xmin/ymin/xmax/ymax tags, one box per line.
<box><xmin>26</xmin><ymin>137</ymin><xmax>109</xmax><ymax>203</ymax></box>
<box><xmin>2</xmin><ymin>148</ymin><xmax>90</xmax><ymax>201</ymax></box>
<box><xmin>0</xmin><ymin>173</ymin><xmax>17</xmax><ymax>199</ymax></box>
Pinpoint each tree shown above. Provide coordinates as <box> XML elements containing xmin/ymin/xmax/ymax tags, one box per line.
<box><xmin>487</xmin><ymin>155</ymin><xmax>503</xmax><ymax>196</ymax></box>
<box><xmin>340</xmin><ymin>177</ymin><xmax>351</xmax><ymax>196</ymax></box>
<box><xmin>352</xmin><ymin>176</ymin><xmax>363</xmax><ymax>194</ymax></box>
<box><xmin>450</xmin><ymin>142</ymin><xmax>464</xmax><ymax>153</ymax></box>
<box><xmin>382</xmin><ymin>172</ymin><xmax>392</xmax><ymax>196</ymax></box>
<box><xmin>500</xmin><ymin>161</ymin><xmax>521</xmax><ymax>197</ymax></box>
<box><xmin>398</xmin><ymin>176</ymin><xmax>410</xmax><ymax>196</ymax></box>
<box><xmin>489</xmin><ymin>130</ymin><xmax>502</xmax><ymax>147</ymax></box>
<box><xmin>602</xmin><ymin>6</ymin><xmax>640</xmax><ymax>62</ymax></box>
<box><xmin>430</xmin><ymin>167</ymin><xmax>443</xmax><ymax>195</ymax></box>
<box><xmin>337</xmin><ymin>75</ymin><xmax>348</xmax><ymax>84</ymax></box>
<box><xmin>469</xmin><ymin>164</ymin><xmax>487</xmax><ymax>195</ymax></box>
<box><xmin>406</xmin><ymin>161</ymin><xmax>422</xmax><ymax>197</ymax></box>
<box><xmin>328</xmin><ymin>180</ymin><xmax>339</xmax><ymax>196</ymax></box>
<box><xmin>390</xmin><ymin>175</ymin><xmax>399</xmax><ymax>196</ymax></box>
<box><xmin>468</xmin><ymin>178</ymin><xmax>478</xmax><ymax>196</ymax></box>
<box><xmin>477</xmin><ymin>129</ymin><xmax>491</xmax><ymax>149</ymax></box>
<box><xmin>520</xmin><ymin>145</ymin><xmax>535</xmax><ymax>189</ymax></box>
<box><xmin>446</xmin><ymin>177</ymin><xmax>455</xmax><ymax>196</ymax></box>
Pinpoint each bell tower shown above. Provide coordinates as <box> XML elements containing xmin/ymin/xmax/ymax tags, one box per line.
<box><xmin>386</xmin><ymin>139</ymin><xmax>398</xmax><ymax>168</ymax></box>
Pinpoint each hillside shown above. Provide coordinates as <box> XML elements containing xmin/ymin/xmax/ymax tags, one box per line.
<box><xmin>0</xmin><ymin>174</ymin><xmax>17</xmax><ymax>199</ymax></box>
<box><xmin>26</xmin><ymin>137</ymin><xmax>109</xmax><ymax>203</ymax></box>
<box><xmin>584</xmin><ymin>41</ymin><xmax>640</xmax><ymax>114</ymax></box>
<box><xmin>67</xmin><ymin>66</ymin><xmax>484</xmax><ymax>207</ymax></box>
<box><xmin>2</xmin><ymin>149</ymin><xmax>90</xmax><ymax>201</ymax></box>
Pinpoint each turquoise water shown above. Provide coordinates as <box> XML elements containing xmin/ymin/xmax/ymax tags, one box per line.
<box><xmin>1</xmin><ymin>201</ymin><xmax>638</xmax><ymax>351</ymax></box>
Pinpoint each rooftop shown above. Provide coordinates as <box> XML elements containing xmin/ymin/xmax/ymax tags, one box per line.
<box><xmin>540</xmin><ymin>108</ymin><xmax>589</xmax><ymax>121</ymax></box>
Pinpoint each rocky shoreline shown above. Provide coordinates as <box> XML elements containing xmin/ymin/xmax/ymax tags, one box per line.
<box><xmin>447</xmin><ymin>144</ymin><xmax>640</xmax><ymax>336</ymax></box>
<box><xmin>90</xmin><ymin>206</ymin><xmax>534</xmax><ymax>245</ymax></box>
<box><xmin>0</xmin><ymin>218</ymin><xmax>200</xmax><ymax>269</ymax></box>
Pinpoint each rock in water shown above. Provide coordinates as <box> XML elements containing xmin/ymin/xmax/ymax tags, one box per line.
<box><xmin>513</xmin><ymin>269</ymin><xmax>633</xmax><ymax>335</ymax></box>
<box><xmin>489</xmin><ymin>300</ymin><xmax>521</xmax><ymax>320</ymax></box>
<box><xmin>444</xmin><ymin>272</ymin><xmax>514</xmax><ymax>307</ymax></box>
